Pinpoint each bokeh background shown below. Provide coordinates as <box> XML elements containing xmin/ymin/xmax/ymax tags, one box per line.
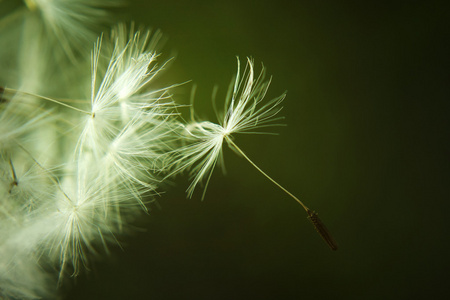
<box><xmin>65</xmin><ymin>1</ymin><xmax>449</xmax><ymax>299</ymax></box>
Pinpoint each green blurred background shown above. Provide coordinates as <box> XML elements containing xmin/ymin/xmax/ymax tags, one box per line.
<box><xmin>66</xmin><ymin>1</ymin><xmax>449</xmax><ymax>299</ymax></box>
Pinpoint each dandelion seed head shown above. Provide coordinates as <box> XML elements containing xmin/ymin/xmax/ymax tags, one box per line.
<box><xmin>0</xmin><ymin>3</ymin><xmax>181</xmax><ymax>298</ymax></box>
<box><xmin>174</xmin><ymin>58</ymin><xmax>285</xmax><ymax>198</ymax></box>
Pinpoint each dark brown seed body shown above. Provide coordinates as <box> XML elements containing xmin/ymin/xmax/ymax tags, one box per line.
<box><xmin>8</xmin><ymin>159</ymin><xmax>19</xmax><ymax>194</ymax></box>
<box><xmin>0</xmin><ymin>86</ymin><xmax>6</xmax><ymax>104</ymax></box>
<box><xmin>307</xmin><ymin>209</ymin><xmax>338</xmax><ymax>251</ymax></box>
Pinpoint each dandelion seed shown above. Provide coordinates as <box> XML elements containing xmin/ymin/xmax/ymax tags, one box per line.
<box><xmin>176</xmin><ymin>57</ymin><xmax>337</xmax><ymax>250</ymax></box>
<box><xmin>39</xmin><ymin>159</ymin><xmax>141</xmax><ymax>279</ymax></box>
<box><xmin>77</xmin><ymin>25</ymin><xmax>174</xmax><ymax>159</ymax></box>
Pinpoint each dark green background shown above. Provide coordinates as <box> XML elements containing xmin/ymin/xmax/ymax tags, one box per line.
<box><xmin>66</xmin><ymin>1</ymin><xmax>449</xmax><ymax>299</ymax></box>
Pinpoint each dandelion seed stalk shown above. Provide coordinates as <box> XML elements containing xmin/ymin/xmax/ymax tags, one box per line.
<box><xmin>4</xmin><ymin>87</ymin><xmax>92</xmax><ymax>115</ymax></box>
<box><xmin>226</xmin><ymin>137</ymin><xmax>338</xmax><ymax>250</ymax></box>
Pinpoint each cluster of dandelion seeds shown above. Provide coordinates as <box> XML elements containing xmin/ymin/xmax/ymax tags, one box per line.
<box><xmin>1</xmin><ymin>1</ymin><xmax>336</xmax><ymax>299</ymax></box>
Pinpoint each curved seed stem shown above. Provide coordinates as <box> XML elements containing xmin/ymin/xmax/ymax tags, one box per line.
<box><xmin>226</xmin><ymin>136</ymin><xmax>338</xmax><ymax>250</ymax></box>
<box><xmin>225</xmin><ymin>136</ymin><xmax>309</xmax><ymax>211</ymax></box>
